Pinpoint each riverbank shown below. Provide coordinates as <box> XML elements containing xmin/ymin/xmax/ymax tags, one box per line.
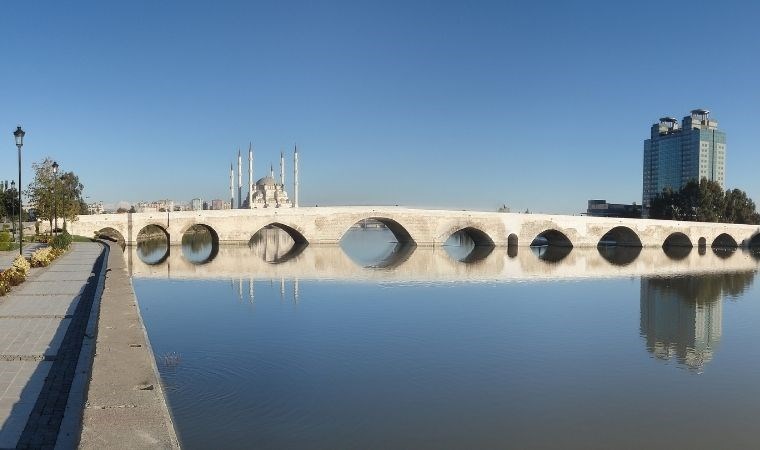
<box><xmin>79</xmin><ymin>240</ymin><xmax>180</xmax><ymax>449</ymax></box>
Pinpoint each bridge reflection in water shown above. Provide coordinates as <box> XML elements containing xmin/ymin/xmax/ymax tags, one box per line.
<box><xmin>128</xmin><ymin>229</ymin><xmax>759</xmax><ymax>283</ymax></box>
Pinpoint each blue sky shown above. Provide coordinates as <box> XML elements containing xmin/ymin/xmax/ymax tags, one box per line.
<box><xmin>2</xmin><ymin>1</ymin><xmax>759</xmax><ymax>213</ymax></box>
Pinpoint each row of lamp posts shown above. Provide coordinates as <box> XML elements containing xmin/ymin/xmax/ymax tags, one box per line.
<box><xmin>10</xmin><ymin>127</ymin><xmax>70</xmax><ymax>255</ymax></box>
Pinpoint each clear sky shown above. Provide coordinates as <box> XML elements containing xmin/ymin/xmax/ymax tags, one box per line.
<box><xmin>2</xmin><ymin>0</ymin><xmax>759</xmax><ymax>213</ymax></box>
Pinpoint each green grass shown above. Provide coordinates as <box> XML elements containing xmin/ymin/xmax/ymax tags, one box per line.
<box><xmin>0</xmin><ymin>242</ymin><xmax>20</xmax><ymax>251</ymax></box>
<box><xmin>71</xmin><ymin>235</ymin><xmax>95</xmax><ymax>243</ymax></box>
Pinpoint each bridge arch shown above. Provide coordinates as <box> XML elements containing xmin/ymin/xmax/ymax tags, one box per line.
<box><xmin>253</xmin><ymin>222</ymin><xmax>308</xmax><ymax>246</ymax></box>
<box><xmin>663</xmin><ymin>232</ymin><xmax>692</xmax><ymax>248</ymax></box>
<box><xmin>341</xmin><ymin>217</ymin><xmax>415</xmax><ymax>246</ymax></box>
<box><xmin>96</xmin><ymin>227</ymin><xmax>126</xmax><ymax>248</ymax></box>
<box><xmin>698</xmin><ymin>237</ymin><xmax>707</xmax><ymax>248</ymax></box>
<box><xmin>443</xmin><ymin>226</ymin><xmax>495</xmax><ymax>248</ymax></box>
<box><xmin>598</xmin><ymin>226</ymin><xmax>642</xmax><ymax>247</ymax></box>
<box><xmin>531</xmin><ymin>229</ymin><xmax>573</xmax><ymax>248</ymax></box>
<box><xmin>712</xmin><ymin>233</ymin><xmax>738</xmax><ymax>249</ymax></box>
<box><xmin>136</xmin><ymin>224</ymin><xmax>170</xmax><ymax>265</ymax></box>
<box><xmin>180</xmin><ymin>224</ymin><xmax>219</xmax><ymax>265</ymax></box>
<box><xmin>749</xmin><ymin>233</ymin><xmax>760</xmax><ymax>248</ymax></box>
<box><xmin>442</xmin><ymin>226</ymin><xmax>495</xmax><ymax>263</ymax></box>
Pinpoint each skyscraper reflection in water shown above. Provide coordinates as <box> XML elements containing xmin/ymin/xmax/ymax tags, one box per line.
<box><xmin>640</xmin><ymin>272</ymin><xmax>756</xmax><ymax>371</ymax></box>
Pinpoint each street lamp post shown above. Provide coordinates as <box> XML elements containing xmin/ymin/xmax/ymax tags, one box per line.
<box><xmin>10</xmin><ymin>181</ymin><xmax>16</xmax><ymax>234</ymax></box>
<box><xmin>13</xmin><ymin>126</ymin><xmax>24</xmax><ymax>256</ymax></box>
<box><xmin>52</xmin><ymin>161</ymin><xmax>59</xmax><ymax>234</ymax></box>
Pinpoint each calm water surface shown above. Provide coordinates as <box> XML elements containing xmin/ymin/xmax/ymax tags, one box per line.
<box><xmin>132</xmin><ymin>228</ymin><xmax>760</xmax><ymax>449</ymax></box>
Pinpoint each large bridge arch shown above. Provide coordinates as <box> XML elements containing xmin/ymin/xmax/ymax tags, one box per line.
<box><xmin>253</xmin><ymin>222</ymin><xmax>309</xmax><ymax>246</ymax></box>
<box><xmin>339</xmin><ymin>216</ymin><xmax>416</xmax><ymax>246</ymax></box>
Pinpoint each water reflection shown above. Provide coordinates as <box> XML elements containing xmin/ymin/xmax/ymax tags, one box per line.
<box><xmin>597</xmin><ymin>245</ymin><xmax>642</xmax><ymax>266</ymax></box>
<box><xmin>444</xmin><ymin>230</ymin><xmax>494</xmax><ymax>263</ymax></box>
<box><xmin>249</xmin><ymin>226</ymin><xmax>306</xmax><ymax>263</ymax></box>
<box><xmin>640</xmin><ymin>271</ymin><xmax>755</xmax><ymax>371</ymax></box>
<box><xmin>136</xmin><ymin>224</ymin><xmax>170</xmax><ymax>265</ymax></box>
<box><xmin>340</xmin><ymin>226</ymin><xmax>416</xmax><ymax>269</ymax></box>
<box><xmin>530</xmin><ymin>244</ymin><xmax>572</xmax><ymax>263</ymax></box>
<box><xmin>181</xmin><ymin>225</ymin><xmax>218</xmax><ymax>264</ymax></box>
<box><xmin>127</xmin><ymin>238</ymin><xmax>760</xmax><ymax>283</ymax></box>
<box><xmin>663</xmin><ymin>245</ymin><xmax>691</xmax><ymax>261</ymax></box>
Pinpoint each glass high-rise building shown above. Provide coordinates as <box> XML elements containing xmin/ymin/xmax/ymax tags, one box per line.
<box><xmin>642</xmin><ymin>109</ymin><xmax>726</xmax><ymax>217</ymax></box>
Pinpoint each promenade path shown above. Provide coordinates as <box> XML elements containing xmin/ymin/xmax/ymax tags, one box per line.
<box><xmin>0</xmin><ymin>244</ymin><xmax>46</xmax><ymax>271</ymax></box>
<box><xmin>0</xmin><ymin>243</ymin><xmax>105</xmax><ymax>449</ymax></box>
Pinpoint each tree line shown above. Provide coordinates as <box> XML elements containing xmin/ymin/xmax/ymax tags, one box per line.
<box><xmin>649</xmin><ymin>178</ymin><xmax>760</xmax><ymax>224</ymax></box>
<box><xmin>1</xmin><ymin>158</ymin><xmax>87</xmax><ymax>232</ymax></box>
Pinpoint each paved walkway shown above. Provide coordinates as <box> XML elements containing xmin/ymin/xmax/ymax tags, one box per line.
<box><xmin>0</xmin><ymin>243</ymin><xmax>105</xmax><ymax>449</ymax></box>
<box><xmin>0</xmin><ymin>244</ymin><xmax>46</xmax><ymax>271</ymax></box>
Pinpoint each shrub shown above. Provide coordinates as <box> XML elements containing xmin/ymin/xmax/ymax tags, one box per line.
<box><xmin>11</xmin><ymin>255</ymin><xmax>30</xmax><ymax>277</ymax></box>
<box><xmin>51</xmin><ymin>231</ymin><xmax>72</xmax><ymax>250</ymax></box>
<box><xmin>0</xmin><ymin>231</ymin><xmax>11</xmax><ymax>243</ymax></box>
<box><xmin>0</xmin><ymin>274</ymin><xmax>10</xmax><ymax>295</ymax></box>
<box><xmin>33</xmin><ymin>235</ymin><xmax>51</xmax><ymax>244</ymax></box>
<box><xmin>30</xmin><ymin>247</ymin><xmax>53</xmax><ymax>267</ymax></box>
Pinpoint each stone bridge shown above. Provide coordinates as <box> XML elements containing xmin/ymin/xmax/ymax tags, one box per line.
<box><xmin>69</xmin><ymin>206</ymin><xmax>760</xmax><ymax>248</ymax></box>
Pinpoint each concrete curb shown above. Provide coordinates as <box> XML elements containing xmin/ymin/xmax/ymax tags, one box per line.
<box><xmin>78</xmin><ymin>240</ymin><xmax>180</xmax><ymax>449</ymax></box>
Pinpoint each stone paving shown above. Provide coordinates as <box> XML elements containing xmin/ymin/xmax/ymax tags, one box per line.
<box><xmin>0</xmin><ymin>243</ymin><xmax>104</xmax><ymax>449</ymax></box>
<box><xmin>0</xmin><ymin>244</ymin><xmax>45</xmax><ymax>272</ymax></box>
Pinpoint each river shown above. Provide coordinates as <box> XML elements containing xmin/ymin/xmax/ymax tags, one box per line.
<box><xmin>130</xmin><ymin>226</ymin><xmax>760</xmax><ymax>449</ymax></box>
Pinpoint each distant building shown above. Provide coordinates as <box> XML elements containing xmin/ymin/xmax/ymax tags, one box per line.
<box><xmin>210</xmin><ymin>199</ymin><xmax>224</xmax><ymax>210</ymax></box>
<box><xmin>191</xmin><ymin>198</ymin><xmax>202</xmax><ymax>211</ymax></box>
<box><xmin>87</xmin><ymin>201</ymin><xmax>104</xmax><ymax>215</ymax></box>
<box><xmin>229</xmin><ymin>145</ymin><xmax>300</xmax><ymax>209</ymax></box>
<box><xmin>587</xmin><ymin>200</ymin><xmax>641</xmax><ymax>218</ymax></box>
<box><xmin>202</xmin><ymin>201</ymin><xmax>209</xmax><ymax>210</ymax></box>
<box><xmin>643</xmin><ymin>109</ymin><xmax>726</xmax><ymax>217</ymax></box>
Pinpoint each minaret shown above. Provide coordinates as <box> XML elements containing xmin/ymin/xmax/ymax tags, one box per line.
<box><xmin>248</xmin><ymin>143</ymin><xmax>253</xmax><ymax>209</ymax></box>
<box><xmin>229</xmin><ymin>163</ymin><xmax>234</xmax><ymax>209</ymax></box>
<box><xmin>280</xmin><ymin>151</ymin><xmax>285</xmax><ymax>187</ymax></box>
<box><xmin>293</xmin><ymin>145</ymin><xmax>299</xmax><ymax>208</ymax></box>
<box><xmin>270</xmin><ymin>164</ymin><xmax>274</xmax><ymax>178</ymax></box>
<box><xmin>237</xmin><ymin>149</ymin><xmax>243</xmax><ymax>209</ymax></box>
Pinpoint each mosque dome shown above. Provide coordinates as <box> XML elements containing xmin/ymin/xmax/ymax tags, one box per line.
<box><xmin>256</xmin><ymin>176</ymin><xmax>276</xmax><ymax>186</ymax></box>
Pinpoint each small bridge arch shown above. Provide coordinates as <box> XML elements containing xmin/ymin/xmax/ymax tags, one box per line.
<box><xmin>598</xmin><ymin>226</ymin><xmax>642</xmax><ymax>247</ymax></box>
<box><xmin>663</xmin><ymin>232</ymin><xmax>692</xmax><ymax>248</ymax></box>
<box><xmin>712</xmin><ymin>233</ymin><xmax>738</xmax><ymax>248</ymax></box>
<box><xmin>531</xmin><ymin>229</ymin><xmax>573</xmax><ymax>247</ymax></box>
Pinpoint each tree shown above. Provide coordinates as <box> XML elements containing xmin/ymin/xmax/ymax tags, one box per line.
<box><xmin>27</xmin><ymin>158</ymin><xmax>86</xmax><ymax>234</ymax></box>
<box><xmin>27</xmin><ymin>158</ymin><xmax>57</xmax><ymax>234</ymax></box>
<box><xmin>58</xmin><ymin>171</ymin><xmax>84</xmax><ymax>229</ymax></box>
<box><xmin>649</xmin><ymin>178</ymin><xmax>760</xmax><ymax>224</ymax></box>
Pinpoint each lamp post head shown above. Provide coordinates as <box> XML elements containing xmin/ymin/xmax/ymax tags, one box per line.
<box><xmin>52</xmin><ymin>161</ymin><xmax>59</xmax><ymax>174</ymax></box>
<box><xmin>13</xmin><ymin>126</ymin><xmax>25</xmax><ymax>147</ymax></box>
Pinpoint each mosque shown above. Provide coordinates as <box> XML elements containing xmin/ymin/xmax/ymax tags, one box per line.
<box><xmin>229</xmin><ymin>144</ymin><xmax>299</xmax><ymax>209</ymax></box>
